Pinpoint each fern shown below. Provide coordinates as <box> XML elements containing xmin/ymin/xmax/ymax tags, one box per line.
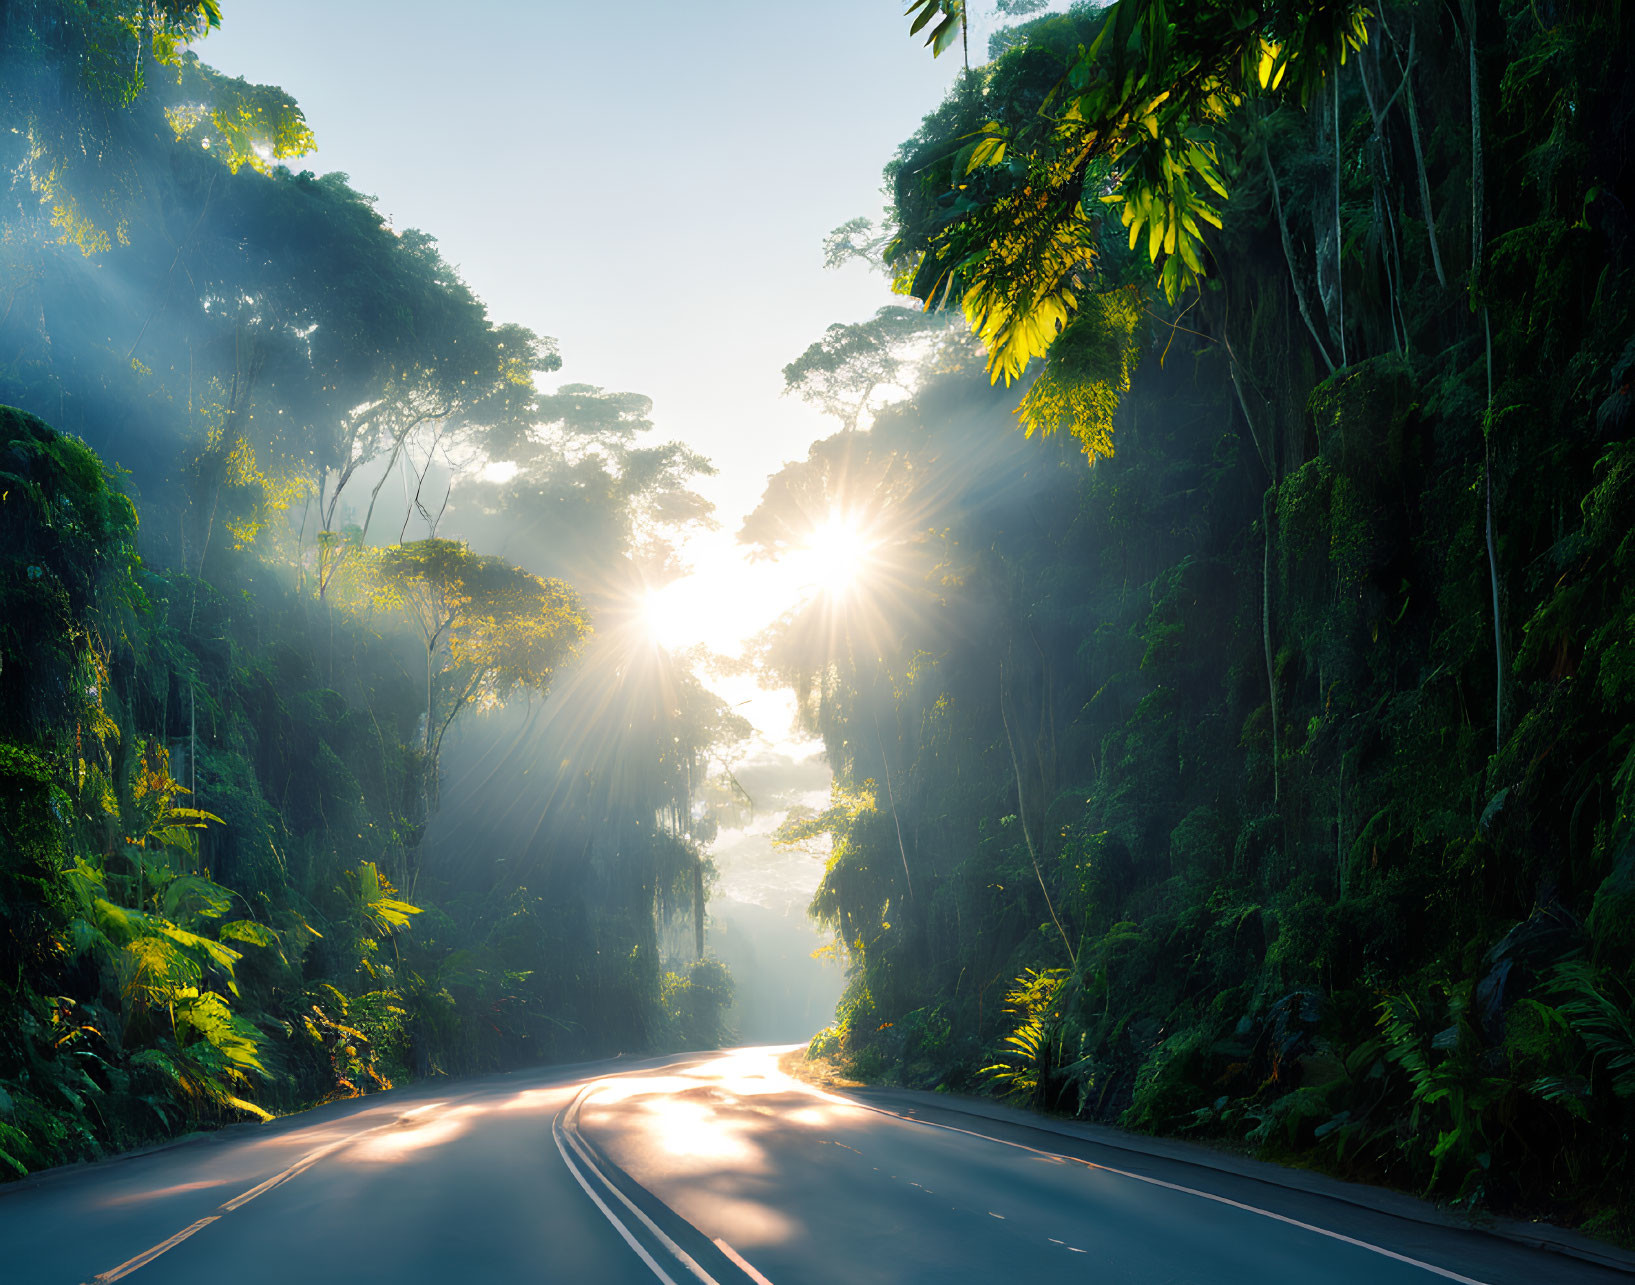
<box><xmin>1549</xmin><ymin>960</ymin><xmax>1635</xmax><ymax>1097</ymax></box>
<box><xmin>0</xmin><ymin>1126</ymin><xmax>29</xmax><ymax>1177</ymax></box>
<box><xmin>981</xmin><ymin>967</ymin><xmax>1073</xmax><ymax>1105</ymax></box>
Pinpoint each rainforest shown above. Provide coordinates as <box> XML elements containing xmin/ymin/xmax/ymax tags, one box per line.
<box><xmin>1</xmin><ymin>1</ymin><xmax>1633</xmax><ymax>1280</ymax></box>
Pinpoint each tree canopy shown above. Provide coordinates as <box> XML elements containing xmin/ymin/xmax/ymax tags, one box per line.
<box><xmin>888</xmin><ymin>0</ymin><xmax>1369</xmax><ymax>387</ymax></box>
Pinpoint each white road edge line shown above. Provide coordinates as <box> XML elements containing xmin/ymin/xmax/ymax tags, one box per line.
<box><xmin>712</xmin><ymin>1237</ymin><xmax>775</xmax><ymax>1285</ymax></box>
<box><xmin>552</xmin><ymin>1112</ymin><xmax>687</xmax><ymax>1285</ymax></box>
<box><xmin>553</xmin><ymin>1095</ymin><xmax>725</xmax><ymax>1285</ymax></box>
<box><xmin>851</xmin><ymin>1102</ymin><xmax>1493</xmax><ymax>1285</ymax></box>
<box><xmin>77</xmin><ymin>1054</ymin><xmax>727</xmax><ymax>1285</ymax></box>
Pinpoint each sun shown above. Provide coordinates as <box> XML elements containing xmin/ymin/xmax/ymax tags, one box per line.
<box><xmin>641</xmin><ymin>580</ymin><xmax>698</xmax><ymax>650</ymax></box>
<box><xmin>799</xmin><ymin>511</ymin><xmax>874</xmax><ymax>598</ymax></box>
<box><xmin>632</xmin><ymin>512</ymin><xmax>881</xmax><ymax>656</ymax></box>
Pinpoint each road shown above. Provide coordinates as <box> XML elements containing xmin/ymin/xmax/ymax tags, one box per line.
<box><xmin>1</xmin><ymin>1046</ymin><xmax>1625</xmax><ymax>1284</ymax></box>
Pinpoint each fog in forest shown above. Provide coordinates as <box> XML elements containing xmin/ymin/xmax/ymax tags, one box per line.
<box><xmin>5</xmin><ymin>0</ymin><xmax>1635</xmax><ymax>1252</ymax></box>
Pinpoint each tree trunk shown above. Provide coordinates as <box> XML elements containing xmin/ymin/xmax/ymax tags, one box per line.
<box><xmin>1484</xmin><ymin>311</ymin><xmax>1503</xmax><ymax>753</ymax></box>
<box><xmin>1390</xmin><ymin>25</ymin><xmax>1448</xmax><ymax>288</ymax></box>
<box><xmin>423</xmin><ymin>642</ymin><xmax>437</xmax><ymax>818</ymax></box>
<box><xmin>872</xmin><ymin>706</ymin><xmax>915</xmax><ymax>901</ymax></box>
<box><xmin>999</xmin><ymin>664</ymin><xmax>1075</xmax><ymax>967</ymax></box>
<box><xmin>1333</xmin><ymin>70</ymin><xmax>1348</xmax><ymax>367</ymax></box>
<box><xmin>1466</xmin><ymin>1</ymin><xmax>1501</xmax><ymax>752</ymax></box>
<box><xmin>1263</xmin><ymin>141</ymin><xmax>1336</xmax><ymax>374</ymax></box>
<box><xmin>1467</xmin><ymin>0</ymin><xmax>1485</xmax><ymax>284</ymax></box>
<box><xmin>1336</xmin><ymin>751</ymin><xmax>1345</xmax><ymax>886</ymax></box>
<box><xmin>1357</xmin><ymin>40</ymin><xmax>1408</xmax><ymax>354</ymax></box>
<box><xmin>693</xmin><ymin>856</ymin><xmax>705</xmax><ymax>960</ymax></box>
<box><xmin>1263</xmin><ymin>490</ymin><xmax>1280</xmax><ymax>807</ymax></box>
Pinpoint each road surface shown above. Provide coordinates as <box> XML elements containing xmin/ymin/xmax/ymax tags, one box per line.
<box><xmin>1</xmin><ymin>1046</ymin><xmax>1624</xmax><ymax>1284</ymax></box>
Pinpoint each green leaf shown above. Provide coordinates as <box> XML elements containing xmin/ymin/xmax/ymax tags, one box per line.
<box><xmin>220</xmin><ymin>920</ymin><xmax>281</xmax><ymax>949</ymax></box>
<box><xmin>163</xmin><ymin>874</ymin><xmax>233</xmax><ymax>924</ymax></box>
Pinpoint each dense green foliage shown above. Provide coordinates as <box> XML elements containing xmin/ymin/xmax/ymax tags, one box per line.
<box><xmin>889</xmin><ymin>0</ymin><xmax>1370</xmax><ymax>379</ymax></box>
<box><xmin>0</xmin><ymin>6</ymin><xmax>737</xmax><ymax>1177</ymax></box>
<box><xmin>774</xmin><ymin>0</ymin><xmax>1635</xmax><ymax>1234</ymax></box>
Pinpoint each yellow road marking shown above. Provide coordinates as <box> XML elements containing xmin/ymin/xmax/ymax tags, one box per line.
<box><xmin>79</xmin><ymin>1101</ymin><xmax>451</xmax><ymax>1285</ymax></box>
<box><xmin>89</xmin><ymin>1216</ymin><xmax>219</xmax><ymax>1283</ymax></box>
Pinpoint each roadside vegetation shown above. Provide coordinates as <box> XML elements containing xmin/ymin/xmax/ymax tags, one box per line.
<box><xmin>767</xmin><ymin>0</ymin><xmax>1635</xmax><ymax>1238</ymax></box>
<box><xmin>0</xmin><ymin>2</ymin><xmax>738</xmax><ymax>1178</ymax></box>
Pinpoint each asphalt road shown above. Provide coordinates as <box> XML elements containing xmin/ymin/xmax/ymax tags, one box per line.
<box><xmin>2</xmin><ymin>1046</ymin><xmax>1626</xmax><ymax>1284</ymax></box>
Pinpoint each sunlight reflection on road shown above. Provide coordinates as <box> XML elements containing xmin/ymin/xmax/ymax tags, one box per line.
<box><xmin>245</xmin><ymin>1097</ymin><xmax>448</xmax><ymax>1155</ymax></box>
<box><xmin>347</xmin><ymin>1104</ymin><xmax>485</xmax><ymax>1163</ymax></box>
<box><xmin>579</xmin><ymin>1047</ymin><xmax>857</xmax><ymax>1173</ymax></box>
<box><xmin>585</xmin><ymin>1047</ymin><xmax>851</xmax><ymax>1110</ymax></box>
<box><xmin>93</xmin><ymin>1177</ymin><xmax>236</xmax><ymax>1208</ymax></box>
<box><xmin>576</xmin><ymin>1046</ymin><xmax>861</xmax><ymax>1250</ymax></box>
<box><xmin>496</xmin><ymin>1087</ymin><xmax>562</xmax><ymax>1113</ymax></box>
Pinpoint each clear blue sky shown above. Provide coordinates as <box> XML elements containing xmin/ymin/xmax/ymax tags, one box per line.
<box><xmin>202</xmin><ymin>0</ymin><xmax>963</xmax><ymax>524</ymax></box>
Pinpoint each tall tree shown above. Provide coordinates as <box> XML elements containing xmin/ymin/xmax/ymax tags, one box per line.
<box><xmin>369</xmin><ymin>539</ymin><xmax>587</xmax><ymax>811</ymax></box>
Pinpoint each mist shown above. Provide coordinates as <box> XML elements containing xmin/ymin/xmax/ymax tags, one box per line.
<box><xmin>7</xmin><ymin>0</ymin><xmax>1635</xmax><ymax>1256</ymax></box>
<box><xmin>0</xmin><ymin>2</ymin><xmax>805</xmax><ymax>1170</ymax></box>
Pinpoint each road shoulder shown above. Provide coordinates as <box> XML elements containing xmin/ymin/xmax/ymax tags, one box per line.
<box><xmin>781</xmin><ymin>1052</ymin><xmax>1635</xmax><ymax>1268</ymax></box>
<box><xmin>800</xmin><ymin>1066</ymin><xmax>1635</xmax><ymax>1278</ymax></box>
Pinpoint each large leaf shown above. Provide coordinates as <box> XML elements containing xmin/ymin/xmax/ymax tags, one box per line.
<box><xmin>357</xmin><ymin>861</ymin><xmax>422</xmax><ymax>935</ymax></box>
<box><xmin>220</xmin><ymin>920</ymin><xmax>282</xmax><ymax>949</ymax></box>
<box><xmin>162</xmin><ymin>874</ymin><xmax>234</xmax><ymax>925</ymax></box>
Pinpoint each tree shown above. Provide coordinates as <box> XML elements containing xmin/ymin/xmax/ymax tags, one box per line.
<box><xmin>462</xmin><ymin>383</ymin><xmax>716</xmax><ymax>584</ymax></box>
<box><xmin>370</xmin><ymin>540</ymin><xmax>587</xmax><ymax>811</ymax></box>
<box><xmin>888</xmin><ymin>0</ymin><xmax>1370</xmax><ymax>384</ymax></box>
<box><xmin>0</xmin><ymin>0</ymin><xmax>758</xmax><ymax>1170</ymax></box>
<box><xmin>1</xmin><ymin>1</ymin><xmax>308</xmax><ymax>257</ymax></box>
<box><xmin>783</xmin><ymin>306</ymin><xmax>942</xmax><ymax>433</ymax></box>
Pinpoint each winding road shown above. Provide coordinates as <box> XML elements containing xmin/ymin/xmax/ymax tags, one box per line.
<box><xmin>2</xmin><ymin>1046</ymin><xmax>1625</xmax><ymax>1284</ymax></box>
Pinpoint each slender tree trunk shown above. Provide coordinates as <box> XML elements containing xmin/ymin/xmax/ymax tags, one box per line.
<box><xmin>1223</xmin><ymin>331</ymin><xmax>1280</xmax><ymax>806</ymax></box>
<box><xmin>693</xmin><ymin>857</ymin><xmax>705</xmax><ymax>960</ymax></box>
<box><xmin>871</xmin><ymin>707</ymin><xmax>915</xmax><ymax>901</ymax></box>
<box><xmin>1484</xmin><ymin>311</ymin><xmax>1503</xmax><ymax>753</ymax></box>
<box><xmin>363</xmin><ymin>428</ymin><xmax>414</xmax><ymax>542</ymax></box>
<box><xmin>1404</xmin><ymin>97</ymin><xmax>1447</xmax><ymax>286</ymax></box>
<box><xmin>1263</xmin><ymin>490</ymin><xmax>1280</xmax><ymax>807</ymax></box>
<box><xmin>1467</xmin><ymin>1</ymin><xmax>1485</xmax><ymax>286</ymax></box>
<box><xmin>1465</xmin><ymin>0</ymin><xmax>1501</xmax><ymax>752</ymax></box>
<box><xmin>423</xmin><ymin>642</ymin><xmax>436</xmax><ymax>818</ymax></box>
<box><xmin>1386</xmin><ymin>24</ymin><xmax>1448</xmax><ymax>288</ymax></box>
<box><xmin>400</xmin><ymin>430</ymin><xmax>444</xmax><ymax>542</ymax></box>
<box><xmin>1336</xmin><ymin>751</ymin><xmax>1345</xmax><ymax>882</ymax></box>
<box><xmin>428</xmin><ymin>482</ymin><xmax>452</xmax><ymax>538</ymax></box>
<box><xmin>1358</xmin><ymin>43</ymin><xmax>1407</xmax><ymax>355</ymax></box>
<box><xmin>1382</xmin><ymin>189</ymin><xmax>1412</xmax><ymax>351</ymax></box>
<box><xmin>1263</xmin><ymin>142</ymin><xmax>1336</xmax><ymax>374</ymax></box>
<box><xmin>1378</xmin><ymin>191</ymin><xmax>1404</xmax><ymax>355</ymax></box>
<box><xmin>999</xmin><ymin>664</ymin><xmax>1075</xmax><ymax>967</ymax></box>
<box><xmin>1333</xmin><ymin>70</ymin><xmax>1348</xmax><ymax>367</ymax></box>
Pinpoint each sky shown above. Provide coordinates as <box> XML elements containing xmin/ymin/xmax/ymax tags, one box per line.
<box><xmin>200</xmin><ymin>0</ymin><xmax>958</xmax><ymax>522</ymax></box>
<box><xmin>198</xmin><ymin>1</ymin><xmax>1016</xmax><ymax>902</ymax></box>
<box><xmin>199</xmin><ymin>0</ymin><xmax>980</xmax><ymax>747</ymax></box>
